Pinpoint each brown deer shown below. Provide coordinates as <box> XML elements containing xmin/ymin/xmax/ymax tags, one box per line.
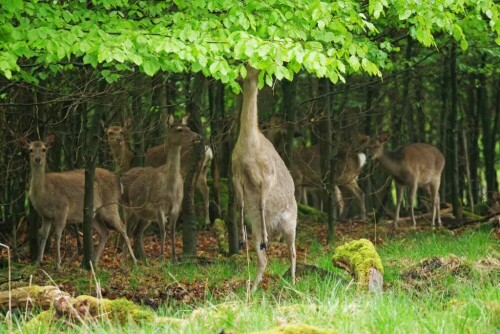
<box><xmin>232</xmin><ymin>65</ymin><xmax>297</xmax><ymax>291</ymax></box>
<box><xmin>145</xmin><ymin>141</ymin><xmax>213</xmax><ymax>227</ymax></box>
<box><xmin>364</xmin><ymin>133</ymin><xmax>445</xmax><ymax>228</ymax></box>
<box><xmin>103</xmin><ymin>119</ymin><xmax>134</xmax><ymax>174</ymax></box>
<box><xmin>122</xmin><ymin>115</ymin><xmax>201</xmax><ymax>261</ymax></box>
<box><xmin>19</xmin><ymin>133</ymin><xmax>137</xmax><ymax>270</ymax></box>
<box><xmin>263</xmin><ymin>116</ymin><xmax>366</xmax><ymax>219</ymax></box>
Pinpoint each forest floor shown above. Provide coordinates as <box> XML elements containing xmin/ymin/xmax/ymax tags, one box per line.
<box><xmin>1</xmin><ymin>212</ymin><xmax>499</xmax><ymax>333</ymax></box>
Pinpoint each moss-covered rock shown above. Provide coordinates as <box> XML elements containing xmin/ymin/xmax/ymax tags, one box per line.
<box><xmin>332</xmin><ymin>238</ymin><xmax>384</xmax><ymax>290</ymax></box>
<box><xmin>250</xmin><ymin>324</ymin><xmax>338</xmax><ymax>334</ymax></box>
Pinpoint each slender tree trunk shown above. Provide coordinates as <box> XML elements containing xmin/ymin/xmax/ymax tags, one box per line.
<box><xmin>479</xmin><ymin>55</ymin><xmax>499</xmax><ymax>195</ymax></box>
<box><xmin>281</xmin><ymin>79</ymin><xmax>297</xmax><ymax>167</ymax></box>
<box><xmin>182</xmin><ymin>72</ymin><xmax>205</xmax><ymax>256</ymax></box>
<box><xmin>209</xmin><ymin>80</ymin><xmax>223</xmax><ymax>220</ymax></box>
<box><xmin>226</xmin><ymin>90</ymin><xmax>243</xmax><ymax>255</ymax></box>
<box><xmin>318</xmin><ymin>78</ymin><xmax>335</xmax><ymax>243</ymax></box>
<box><xmin>447</xmin><ymin>43</ymin><xmax>462</xmax><ymax>220</ymax></box>
<box><xmin>81</xmin><ymin>80</ymin><xmax>104</xmax><ymax>270</ymax></box>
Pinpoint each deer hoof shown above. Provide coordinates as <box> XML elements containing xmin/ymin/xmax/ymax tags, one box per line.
<box><xmin>260</xmin><ymin>242</ymin><xmax>268</xmax><ymax>250</ymax></box>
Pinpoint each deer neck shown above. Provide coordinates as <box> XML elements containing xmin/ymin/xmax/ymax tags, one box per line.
<box><xmin>238</xmin><ymin>74</ymin><xmax>260</xmax><ymax>142</ymax></box>
<box><xmin>161</xmin><ymin>144</ymin><xmax>182</xmax><ymax>183</ymax></box>
<box><xmin>29</xmin><ymin>165</ymin><xmax>46</xmax><ymax>203</ymax></box>
<box><xmin>110</xmin><ymin>141</ymin><xmax>126</xmax><ymax>159</ymax></box>
<box><xmin>377</xmin><ymin>148</ymin><xmax>404</xmax><ymax>180</ymax></box>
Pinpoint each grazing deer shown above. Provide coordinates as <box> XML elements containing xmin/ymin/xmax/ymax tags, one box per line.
<box><xmin>145</xmin><ymin>141</ymin><xmax>213</xmax><ymax>227</ymax></box>
<box><xmin>232</xmin><ymin>65</ymin><xmax>297</xmax><ymax>291</ymax></box>
<box><xmin>263</xmin><ymin>116</ymin><xmax>366</xmax><ymax>219</ymax></box>
<box><xmin>122</xmin><ymin>115</ymin><xmax>201</xmax><ymax>261</ymax></box>
<box><xmin>103</xmin><ymin>119</ymin><xmax>135</xmax><ymax>174</ymax></box>
<box><xmin>364</xmin><ymin>133</ymin><xmax>445</xmax><ymax>228</ymax></box>
<box><xmin>19</xmin><ymin>133</ymin><xmax>137</xmax><ymax>270</ymax></box>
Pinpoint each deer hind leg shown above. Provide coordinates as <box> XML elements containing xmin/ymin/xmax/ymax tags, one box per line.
<box><xmin>100</xmin><ymin>208</ymin><xmax>137</xmax><ymax>264</ymax></box>
<box><xmin>259</xmin><ymin>196</ymin><xmax>269</xmax><ymax>250</ymax></box>
<box><xmin>409</xmin><ymin>181</ymin><xmax>418</xmax><ymax>228</ymax></box>
<box><xmin>234</xmin><ymin>180</ymin><xmax>247</xmax><ymax>249</ymax></box>
<box><xmin>284</xmin><ymin>223</ymin><xmax>297</xmax><ymax>285</ymax></box>
<box><xmin>158</xmin><ymin>210</ymin><xmax>167</xmax><ymax>259</ymax></box>
<box><xmin>93</xmin><ymin>218</ymin><xmax>110</xmax><ymax>266</ymax></box>
<box><xmin>251</xmin><ymin>232</ymin><xmax>268</xmax><ymax>292</ymax></box>
<box><xmin>429</xmin><ymin>181</ymin><xmax>442</xmax><ymax>228</ymax></box>
<box><xmin>394</xmin><ymin>182</ymin><xmax>405</xmax><ymax>228</ymax></box>
<box><xmin>133</xmin><ymin>219</ymin><xmax>151</xmax><ymax>261</ymax></box>
<box><xmin>168</xmin><ymin>212</ymin><xmax>180</xmax><ymax>262</ymax></box>
<box><xmin>37</xmin><ymin>218</ymin><xmax>52</xmax><ymax>266</ymax></box>
<box><xmin>196</xmin><ymin>172</ymin><xmax>211</xmax><ymax>227</ymax></box>
<box><xmin>350</xmin><ymin>182</ymin><xmax>366</xmax><ymax>220</ymax></box>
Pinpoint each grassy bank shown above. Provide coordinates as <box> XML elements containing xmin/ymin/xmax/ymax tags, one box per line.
<box><xmin>1</xmin><ymin>223</ymin><xmax>499</xmax><ymax>333</ymax></box>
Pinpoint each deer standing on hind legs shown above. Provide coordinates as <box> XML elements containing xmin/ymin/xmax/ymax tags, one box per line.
<box><xmin>19</xmin><ymin>133</ymin><xmax>137</xmax><ymax>270</ymax></box>
<box><xmin>364</xmin><ymin>133</ymin><xmax>445</xmax><ymax>229</ymax></box>
<box><xmin>232</xmin><ymin>65</ymin><xmax>297</xmax><ymax>291</ymax></box>
<box><xmin>122</xmin><ymin>115</ymin><xmax>201</xmax><ymax>261</ymax></box>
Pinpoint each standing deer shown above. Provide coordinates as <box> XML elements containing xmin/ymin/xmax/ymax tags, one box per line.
<box><xmin>232</xmin><ymin>65</ymin><xmax>297</xmax><ymax>291</ymax></box>
<box><xmin>122</xmin><ymin>115</ymin><xmax>201</xmax><ymax>261</ymax></box>
<box><xmin>19</xmin><ymin>133</ymin><xmax>137</xmax><ymax>270</ymax></box>
<box><xmin>364</xmin><ymin>133</ymin><xmax>445</xmax><ymax>228</ymax></box>
<box><xmin>263</xmin><ymin>116</ymin><xmax>366</xmax><ymax>219</ymax></box>
<box><xmin>103</xmin><ymin>119</ymin><xmax>134</xmax><ymax>174</ymax></box>
<box><xmin>145</xmin><ymin>140</ymin><xmax>213</xmax><ymax>227</ymax></box>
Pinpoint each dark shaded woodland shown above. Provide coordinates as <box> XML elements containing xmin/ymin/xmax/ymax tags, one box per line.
<box><xmin>0</xmin><ymin>40</ymin><xmax>499</xmax><ymax>261</ymax></box>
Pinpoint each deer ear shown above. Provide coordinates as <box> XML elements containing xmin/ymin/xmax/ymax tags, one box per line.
<box><xmin>357</xmin><ymin>134</ymin><xmax>369</xmax><ymax>143</ymax></box>
<box><xmin>379</xmin><ymin>132</ymin><xmax>389</xmax><ymax>143</ymax></box>
<box><xmin>166</xmin><ymin>114</ymin><xmax>175</xmax><ymax>128</ymax></box>
<box><xmin>123</xmin><ymin>118</ymin><xmax>132</xmax><ymax>130</ymax></box>
<box><xmin>181</xmin><ymin>114</ymin><xmax>190</xmax><ymax>125</ymax></box>
<box><xmin>100</xmin><ymin>119</ymin><xmax>107</xmax><ymax>131</ymax></box>
<box><xmin>18</xmin><ymin>134</ymin><xmax>30</xmax><ymax>148</ymax></box>
<box><xmin>45</xmin><ymin>133</ymin><xmax>56</xmax><ymax>147</ymax></box>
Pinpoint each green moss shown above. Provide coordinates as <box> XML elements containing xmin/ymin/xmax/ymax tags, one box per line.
<box><xmin>298</xmin><ymin>204</ymin><xmax>327</xmax><ymax>222</ymax></box>
<box><xmin>214</xmin><ymin>218</ymin><xmax>229</xmax><ymax>255</ymax></box>
<box><xmin>250</xmin><ymin>324</ymin><xmax>338</xmax><ymax>334</ymax></box>
<box><xmin>332</xmin><ymin>239</ymin><xmax>384</xmax><ymax>289</ymax></box>
<box><xmin>74</xmin><ymin>295</ymin><xmax>155</xmax><ymax>323</ymax></box>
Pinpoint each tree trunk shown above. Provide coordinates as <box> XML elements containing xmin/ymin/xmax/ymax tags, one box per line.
<box><xmin>81</xmin><ymin>80</ymin><xmax>104</xmax><ymax>270</ymax></box>
<box><xmin>181</xmin><ymin>72</ymin><xmax>205</xmax><ymax>256</ymax></box>
<box><xmin>318</xmin><ymin>78</ymin><xmax>335</xmax><ymax>243</ymax></box>
<box><xmin>447</xmin><ymin>43</ymin><xmax>462</xmax><ymax>220</ymax></box>
<box><xmin>209</xmin><ymin>80</ymin><xmax>223</xmax><ymax>220</ymax></box>
<box><xmin>281</xmin><ymin>79</ymin><xmax>297</xmax><ymax>167</ymax></box>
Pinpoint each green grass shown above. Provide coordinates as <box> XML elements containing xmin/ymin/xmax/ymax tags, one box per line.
<box><xmin>2</xmin><ymin>226</ymin><xmax>499</xmax><ymax>333</ymax></box>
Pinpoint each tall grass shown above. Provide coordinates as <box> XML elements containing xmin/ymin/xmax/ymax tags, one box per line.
<box><xmin>2</xmin><ymin>228</ymin><xmax>499</xmax><ymax>333</ymax></box>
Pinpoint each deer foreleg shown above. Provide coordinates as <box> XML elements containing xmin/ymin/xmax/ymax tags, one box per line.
<box><xmin>37</xmin><ymin>218</ymin><xmax>51</xmax><ymax>266</ymax></box>
<box><xmin>259</xmin><ymin>197</ymin><xmax>268</xmax><ymax>250</ymax></box>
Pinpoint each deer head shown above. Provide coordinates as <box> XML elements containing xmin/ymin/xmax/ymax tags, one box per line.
<box><xmin>165</xmin><ymin>114</ymin><xmax>201</xmax><ymax>147</ymax></box>
<box><xmin>104</xmin><ymin>119</ymin><xmax>132</xmax><ymax>144</ymax></box>
<box><xmin>364</xmin><ymin>132</ymin><xmax>389</xmax><ymax>160</ymax></box>
<box><xmin>19</xmin><ymin>133</ymin><xmax>56</xmax><ymax>168</ymax></box>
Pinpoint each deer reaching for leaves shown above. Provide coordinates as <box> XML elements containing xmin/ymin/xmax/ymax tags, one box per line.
<box><xmin>364</xmin><ymin>133</ymin><xmax>445</xmax><ymax>228</ymax></box>
<box><xmin>232</xmin><ymin>65</ymin><xmax>297</xmax><ymax>291</ymax></box>
<box><xmin>19</xmin><ymin>133</ymin><xmax>137</xmax><ymax>270</ymax></box>
<box><xmin>122</xmin><ymin>115</ymin><xmax>201</xmax><ymax>261</ymax></box>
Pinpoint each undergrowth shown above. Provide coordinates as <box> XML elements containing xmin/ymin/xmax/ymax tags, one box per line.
<box><xmin>1</xmin><ymin>224</ymin><xmax>499</xmax><ymax>333</ymax></box>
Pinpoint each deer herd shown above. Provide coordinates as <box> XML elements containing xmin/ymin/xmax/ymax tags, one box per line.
<box><xmin>19</xmin><ymin>65</ymin><xmax>452</xmax><ymax>290</ymax></box>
